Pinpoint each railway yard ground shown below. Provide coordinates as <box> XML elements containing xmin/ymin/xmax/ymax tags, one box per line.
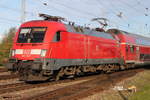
<box><xmin>0</xmin><ymin>66</ymin><xmax>149</xmax><ymax>100</ymax></box>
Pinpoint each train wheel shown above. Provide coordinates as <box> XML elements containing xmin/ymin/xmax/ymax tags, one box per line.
<box><xmin>54</xmin><ymin>68</ymin><xmax>64</xmax><ymax>81</ymax></box>
<box><xmin>54</xmin><ymin>74</ymin><xmax>60</xmax><ymax>81</ymax></box>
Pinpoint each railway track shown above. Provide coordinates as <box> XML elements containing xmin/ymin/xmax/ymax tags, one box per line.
<box><xmin>0</xmin><ymin>67</ymin><xmax>18</xmax><ymax>81</ymax></box>
<box><xmin>0</xmin><ymin>68</ymin><xmax>144</xmax><ymax>100</ymax></box>
<box><xmin>0</xmin><ymin>67</ymin><xmax>7</xmax><ymax>72</ymax></box>
<box><xmin>0</xmin><ymin>72</ymin><xmax>105</xmax><ymax>96</ymax></box>
<box><xmin>22</xmin><ymin>68</ymin><xmax>144</xmax><ymax>100</ymax></box>
<box><xmin>0</xmin><ymin>74</ymin><xmax>18</xmax><ymax>80</ymax></box>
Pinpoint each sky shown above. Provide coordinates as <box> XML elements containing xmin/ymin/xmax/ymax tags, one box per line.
<box><xmin>0</xmin><ymin>0</ymin><xmax>150</xmax><ymax>41</ymax></box>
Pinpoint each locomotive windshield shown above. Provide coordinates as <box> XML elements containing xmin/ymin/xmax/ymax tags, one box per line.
<box><xmin>17</xmin><ymin>27</ymin><xmax>47</xmax><ymax>43</ymax></box>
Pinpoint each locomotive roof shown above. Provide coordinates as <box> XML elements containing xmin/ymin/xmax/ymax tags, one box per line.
<box><xmin>22</xmin><ymin>20</ymin><xmax>115</xmax><ymax>40</ymax></box>
<box><xmin>65</xmin><ymin>24</ymin><xmax>115</xmax><ymax>40</ymax></box>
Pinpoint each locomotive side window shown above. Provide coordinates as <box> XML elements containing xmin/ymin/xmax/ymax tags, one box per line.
<box><xmin>17</xmin><ymin>27</ymin><xmax>46</xmax><ymax>43</ymax></box>
<box><xmin>135</xmin><ymin>37</ymin><xmax>150</xmax><ymax>46</ymax></box>
<box><xmin>53</xmin><ymin>31</ymin><xmax>61</xmax><ymax>42</ymax></box>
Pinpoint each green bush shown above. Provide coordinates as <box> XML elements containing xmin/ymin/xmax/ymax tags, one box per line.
<box><xmin>0</xmin><ymin>27</ymin><xmax>16</xmax><ymax>65</ymax></box>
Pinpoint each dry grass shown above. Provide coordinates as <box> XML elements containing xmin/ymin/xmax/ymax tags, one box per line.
<box><xmin>82</xmin><ymin>69</ymin><xmax>150</xmax><ymax>100</ymax></box>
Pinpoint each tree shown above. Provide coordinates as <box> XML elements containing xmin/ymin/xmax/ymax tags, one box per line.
<box><xmin>0</xmin><ymin>27</ymin><xmax>16</xmax><ymax>65</ymax></box>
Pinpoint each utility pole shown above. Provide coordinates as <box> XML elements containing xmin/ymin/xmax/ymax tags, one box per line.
<box><xmin>21</xmin><ymin>0</ymin><xmax>26</xmax><ymax>23</ymax></box>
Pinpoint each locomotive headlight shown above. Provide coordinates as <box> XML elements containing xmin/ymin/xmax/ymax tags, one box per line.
<box><xmin>40</xmin><ymin>49</ymin><xmax>47</xmax><ymax>57</ymax></box>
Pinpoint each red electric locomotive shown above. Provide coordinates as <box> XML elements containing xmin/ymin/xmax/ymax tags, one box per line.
<box><xmin>6</xmin><ymin>14</ymin><xmax>150</xmax><ymax>81</ymax></box>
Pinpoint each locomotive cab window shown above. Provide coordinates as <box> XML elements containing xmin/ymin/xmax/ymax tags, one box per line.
<box><xmin>17</xmin><ymin>27</ymin><xmax>47</xmax><ymax>43</ymax></box>
<box><xmin>31</xmin><ymin>28</ymin><xmax>47</xmax><ymax>43</ymax></box>
<box><xmin>53</xmin><ymin>31</ymin><xmax>61</xmax><ymax>42</ymax></box>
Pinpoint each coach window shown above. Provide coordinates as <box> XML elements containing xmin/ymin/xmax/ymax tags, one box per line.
<box><xmin>53</xmin><ymin>31</ymin><xmax>61</xmax><ymax>42</ymax></box>
<box><xmin>130</xmin><ymin>45</ymin><xmax>135</xmax><ymax>53</ymax></box>
<box><xmin>126</xmin><ymin>46</ymin><xmax>128</xmax><ymax>52</ymax></box>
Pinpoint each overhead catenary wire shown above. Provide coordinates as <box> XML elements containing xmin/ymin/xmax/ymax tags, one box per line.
<box><xmin>0</xmin><ymin>17</ymin><xmax>20</xmax><ymax>23</ymax></box>
<box><xmin>0</xmin><ymin>4</ymin><xmax>36</xmax><ymax>17</ymax></box>
<box><xmin>134</xmin><ymin>0</ymin><xmax>150</xmax><ymax>14</ymax></box>
<box><xmin>114</xmin><ymin>0</ymin><xmax>149</xmax><ymax>17</ymax></box>
<box><xmin>47</xmin><ymin>0</ymin><xmax>135</xmax><ymax>29</ymax></box>
<box><xmin>30</xmin><ymin>0</ymin><xmax>82</xmax><ymax>24</ymax></box>
<box><xmin>90</xmin><ymin>0</ymin><xmax>138</xmax><ymax>30</ymax></box>
<box><xmin>117</xmin><ymin>0</ymin><xmax>150</xmax><ymax>33</ymax></box>
<box><xmin>29</xmin><ymin>0</ymin><xmax>147</xmax><ymax>31</ymax></box>
<box><xmin>109</xmin><ymin>3</ymin><xmax>142</xmax><ymax>29</ymax></box>
<box><xmin>0</xmin><ymin>0</ymin><xmax>150</xmax><ymax>36</ymax></box>
<box><xmin>34</xmin><ymin>0</ymin><xmax>102</xmax><ymax>26</ymax></box>
<box><xmin>97</xmin><ymin>0</ymin><xmax>150</xmax><ymax>34</ymax></box>
<box><xmin>46</xmin><ymin>0</ymin><xmax>98</xmax><ymax>18</ymax></box>
<box><xmin>0</xmin><ymin>20</ymin><xmax>19</xmax><ymax>25</ymax></box>
<box><xmin>96</xmin><ymin>0</ymin><xmax>140</xmax><ymax>25</ymax></box>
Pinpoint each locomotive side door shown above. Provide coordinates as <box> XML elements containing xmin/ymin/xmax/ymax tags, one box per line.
<box><xmin>84</xmin><ymin>35</ymin><xmax>88</xmax><ymax>61</ymax></box>
<box><xmin>126</xmin><ymin>45</ymin><xmax>137</xmax><ymax>62</ymax></box>
<box><xmin>83</xmin><ymin>29</ymin><xmax>91</xmax><ymax>62</ymax></box>
<box><xmin>136</xmin><ymin>46</ymin><xmax>140</xmax><ymax>61</ymax></box>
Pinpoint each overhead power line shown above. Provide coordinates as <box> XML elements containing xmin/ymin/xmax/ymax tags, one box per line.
<box><xmin>40</xmin><ymin>0</ymin><xmax>135</xmax><ymax>29</ymax></box>
<box><xmin>95</xmin><ymin>0</ymin><xmax>135</xmax><ymax>28</ymax></box>
<box><xmin>2</xmin><ymin>0</ymin><xmax>148</xmax><ymax>36</ymax></box>
<box><xmin>34</xmin><ymin>0</ymin><xmax>100</xmax><ymax>23</ymax></box>
<box><xmin>115</xmin><ymin>0</ymin><xmax>149</xmax><ymax>17</ymax></box>
<box><xmin>48</xmin><ymin>0</ymin><xmax>98</xmax><ymax>17</ymax></box>
<box><xmin>0</xmin><ymin>17</ymin><xmax>20</xmax><ymax>23</ymax></box>
<box><xmin>0</xmin><ymin>20</ymin><xmax>18</xmax><ymax>25</ymax></box>
<box><xmin>0</xmin><ymin>4</ymin><xmax>36</xmax><ymax>17</ymax></box>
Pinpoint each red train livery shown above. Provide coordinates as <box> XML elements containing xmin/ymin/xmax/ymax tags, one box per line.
<box><xmin>6</xmin><ymin>15</ymin><xmax>150</xmax><ymax>81</ymax></box>
<box><xmin>107</xmin><ymin>29</ymin><xmax>150</xmax><ymax>63</ymax></box>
